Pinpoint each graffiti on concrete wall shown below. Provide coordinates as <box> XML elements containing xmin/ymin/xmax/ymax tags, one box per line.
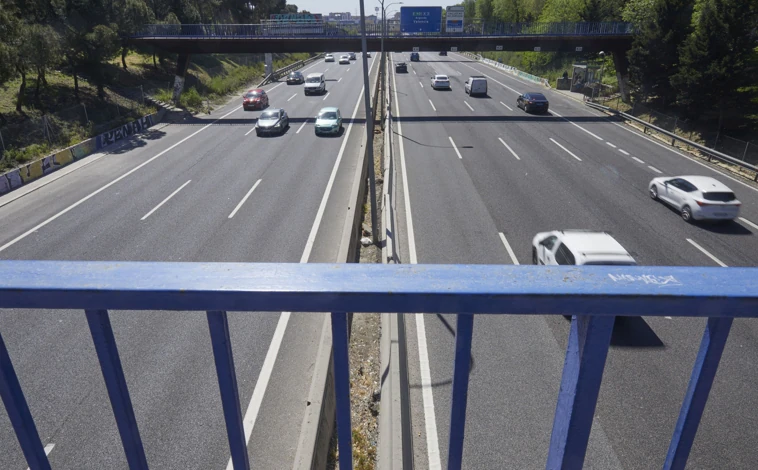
<box><xmin>21</xmin><ymin>159</ymin><xmax>44</xmax><ymax>183</ymax></box>
<box><xmin>98</xmin><ymin>115</ymin><xmax>154</xmax><ymax>148</ymax></box>
<box><xmin>72</xmin><ymin>138</ymin><xmax>96</xmax><ymax>160</ymax></box>
<box><xmin>172</xmin><ymin>75</ymin><xmax>185</xmax><ymax>103</ymax></box>
<box><xmin>53</xmin><ymin>149</ymin><xmax>74</xmax><ymax>168</ymax></box>
<box><xmin>6</xmin><ymin>169</ymin><xmax>22</xmax><ymax>190</ymax></box>
<box><xmin>0</xmin><ymin>174</ymin><xmax>10</xmax><ymax>195</ymax></box>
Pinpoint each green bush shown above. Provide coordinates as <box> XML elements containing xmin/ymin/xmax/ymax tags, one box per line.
<box><xmin>154</xmin><ymin>88</ymin><xmax>173</xmax><ymax>103</ymax></box>
<box><xmin>180</xmin><ymin>87</ymin><xmax>203</xmax><ymax>109</ymax></box>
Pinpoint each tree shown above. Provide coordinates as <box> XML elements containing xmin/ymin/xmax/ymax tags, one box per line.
<box><xmin>22</xmin><ymin>24</ymin><xmax>62</xmax><ymax>105</ymax></box>
<box><xmin>671</xmin><ymin>0</ymin><xmax>758</xmax><ymax>118</ymax></box>
<box><xmin>494</xmin><ymin>0</ymin><xmax>524</xmax><ymax>23</ymax></box>
<box><xmin>0</xmin><ymin>0</ymin><xmax>20</xmax><ymax>89</ymax></box>
<box><xmin>476</xmin><ymin>0</ymin><xmax>495</xmax><ymax>21</ymax></box>
<box><xmin>81</xmin><ymin>24</ymin><xmax>121</xmax><ymax>99</ymax></box>
<box><xmin>118</xmin><ymin>0</ymin><xmax>155</xmax><ymax>69</ymax></box>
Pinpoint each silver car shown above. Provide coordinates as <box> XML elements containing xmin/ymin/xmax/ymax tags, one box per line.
<box><xmin>649</xmin><ymin>175</ymin><xmax>741</xmax><ymax>222</ymax></box>
<box><xmin>255</xmin><ymin>109</ymin><xmax>289</xmax><ymax>136</ymax></box>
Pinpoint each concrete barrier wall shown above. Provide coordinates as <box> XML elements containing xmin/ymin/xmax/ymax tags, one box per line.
<box><xmin>0</xmin><ymin>110</ymin><xmax>163</xmax><ymax>196</ymax></box>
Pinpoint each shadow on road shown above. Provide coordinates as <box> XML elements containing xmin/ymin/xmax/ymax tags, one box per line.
<box><xmin>610</xmin><ymin>317</ymin><xmax>665</xmax><ymax>348</ymax></box>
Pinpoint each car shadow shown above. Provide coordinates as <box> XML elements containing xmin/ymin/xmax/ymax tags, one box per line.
<box><xmin>468</xmin><ymin>94</ymin><xmax>491</xmax><ymax>99</ymax></box>
<box><xmin>316</xmin><ymin>126</ymin><xmax>345</xmax><ymax>138</ymax></box>
<box><xmin>254</xmin><ymin>126</ymin><xmax>290</xmax><ymax>137</ymax></box>
<box><xmin>695</xmin><ymin>219</ymin><xmax>753</xmax><ymax>235</ymax></box>
<box><xmin>561</xmin><ymin>315</ymin><xmax>665</xmax><ymax>348</ymax></box>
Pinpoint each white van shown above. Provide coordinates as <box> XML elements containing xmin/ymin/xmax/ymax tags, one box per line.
<box><xmin>465</xmin><ymin>76</ymin><xmax>487</xmax><ymax>96</ymax></box>
<box><xmin>304</xmin><ymin>73</ymin><xmax>326</xmax><ymax>95</ymax></box>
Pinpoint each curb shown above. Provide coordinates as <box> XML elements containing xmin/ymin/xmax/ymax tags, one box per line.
<box><xmin>292</xmin><ymin>52</ymin><xmax>383</xmax><ymax>470</ymax></box>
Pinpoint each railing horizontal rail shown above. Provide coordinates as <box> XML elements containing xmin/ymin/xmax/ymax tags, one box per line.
<box><xmin>1</xmin><ymin>261</ymin><xmax>755</xmax><ymax>470</ymax></box>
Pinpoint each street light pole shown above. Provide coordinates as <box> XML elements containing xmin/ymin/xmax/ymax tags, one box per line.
<box><xmin>359</xmin><ymin>0</ymin><xmax>379</xmax><ymax>246</ymax></box>
<box><xmin>598</xmin><ymin>51</ymin><xmax>606</xmax><ymax>101</ymax></box>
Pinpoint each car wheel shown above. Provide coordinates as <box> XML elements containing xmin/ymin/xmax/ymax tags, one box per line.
<box><xmin>650</xmin><ymin>185</ymin><xmax>658</xmax><ymax>200</ymax></box>
<box><xmin>255</xmin><ymin>130</ymin><xmax>260</xmax><ymax>137</ymax></box>
<box><xmin>532</xmin><ymin>248</ymin><xmax>538</xmax><ymax>265</ymax></box>
<box><xmin>682</xmin><ymin>205</ymin><xmax>693</xmax><ymax>222</ymax></box>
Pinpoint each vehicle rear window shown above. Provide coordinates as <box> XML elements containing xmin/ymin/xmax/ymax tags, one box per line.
<box><xmin>702</xmin><ymin>191</ymin><xmax>736</xmax><ymax>202</ymax></box>
<box><xmin>529</xmin><ymin>93</ymin><xmax>547</xmax><ymax>100</ymax></box>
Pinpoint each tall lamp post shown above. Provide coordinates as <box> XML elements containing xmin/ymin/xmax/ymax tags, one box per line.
<box><xmin>358</xmin><ymin>0</ymin><xmax>378</xmax><ymax>246</ymax></box>
<box><xmin>598</xmin><ymin>51</ymin><xmax>606</xmax><ymax>101</ymax></box>
<box><xmin>379</xmin><ymin>2</ymin><xmax>403</xmax><ymax>82</ymax></box>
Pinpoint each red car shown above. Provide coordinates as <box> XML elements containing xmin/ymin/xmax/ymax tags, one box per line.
<box><xmin>243</xmin><ymin>89</ymin><xmax>269</xmax><ymax>110</ymax></box>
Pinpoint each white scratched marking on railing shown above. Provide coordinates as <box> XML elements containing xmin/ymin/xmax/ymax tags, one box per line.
<box><xmin>608</xmin><ymin>274</ymin><xmax>682</xmax><ymax>285</ymax></box>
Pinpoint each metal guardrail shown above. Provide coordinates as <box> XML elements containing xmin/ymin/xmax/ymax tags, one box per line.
<box><xmin>587</xmin><ymin>102</ymin><xmax>758</xmax><ymax>181</ymax></box>
<box><xmin>2</xmin><ymin>261</ymin><xmax>756</xmax><ymax>470</ymax></box>
<box><xmin>132</xmin><ymin>21</ymin><xmax>635</xmax><ymax>39</ymax></box>
<box><xmin>257</xmin><ymin>53</ymin><xmax>325</xmax><ymax>88</ymax></box>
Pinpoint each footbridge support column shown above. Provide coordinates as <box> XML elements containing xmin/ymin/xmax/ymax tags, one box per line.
<box><xmin>612</xmin><ymin>50</ymin><xmax>630</xmax><ymax>103</ymax></box>
<box><xmin>172</xmin><ymin>54</ymin><xmax>191</xmax><ymax>104</ymax></box>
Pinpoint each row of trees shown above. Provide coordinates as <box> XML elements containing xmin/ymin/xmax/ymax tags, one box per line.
<box><xmin>0</xmin><ymin>0</ymin><xmax>293</xmax><ymax>113</ymax></box>
<box><xmin>453</xmin><ymin>0</ymin><xmax>757</xmax><ymax>121</ymax></box>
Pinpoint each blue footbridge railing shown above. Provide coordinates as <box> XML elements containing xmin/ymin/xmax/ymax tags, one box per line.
<box><xmin>1</xmin><ymin>261</ymin><xmax>755</xmax><ymax>469</ymax></box>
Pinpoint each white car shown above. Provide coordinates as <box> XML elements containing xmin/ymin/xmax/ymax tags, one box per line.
<box><xmin>649</xmin><ymin>175</ymin><xmax>740</xmax><ymax>222</ymax></box>
<box><xmin>339</xmin><ymin>55</ymin><xmax>350</xmax><ymax>64</ymax></box>
<box><xmin>430</xmin><ymin>74</ymin><xmax>450</xmax><ymax>89</ymax></box>
<box><xmin>325</xmin><ymin>54</ymin><xmax>335</xmax><ymax>62</ymax></box>
<box><xmin>532</xmin><ymin>230</ymin><xmax>636</xmax><ymax>266</ymax></box>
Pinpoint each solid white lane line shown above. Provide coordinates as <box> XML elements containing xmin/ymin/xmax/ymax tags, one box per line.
<box><xmin>498</xmin><ymin>232</ymin><xmax>520</xmax><ymax>264</ymax></box>
<box><xmin>498</xmin><ymin>137</ymin><xmax>520</xmax><ymax>160</ymax></box>
<box><xmin>739</xmin><ymin>217</ymin><xmax>758</xmax><ymax>231</ymax></box>
<box><xmin>549</xmin><ymin>138</ymin><xmax>582</xmax><ymax>162</ymax></box>
<box><xmin>429</xmin><ymin>100</ymin><xmax>437</xmax><ymax>111</ymax></box>
<box><xmin>226</xmin><ymin>54</ymin><xmax>378</xmax><ymax>470</ymax></box>
<box><xmin>268</xmin><ymin>82</ymin><xmax>284</xmax><ymax>92</ymax></box>
<box><xmin>500</xmin><ymin>101</ymin><xmax>513</xmax><ymax>111</ymax></box>
<box><xmin>550</xmin><ymin>109</ymin><xmax>604</xmax><ymax>141</ymax></box>
<box><xmin>632</xmin><ymin>156</ymin><xmax>645</xmax><ymax>164</ymax></box>
<box><xmin>245</xmin><ymin>126</ymin><xmax>257</xmax><ymax>136</ymax></box>
<box><xmin>228</xmin><ymin>179</ymin><xmax>262</xmax><ymax>218</ymax></box>
<box><xmin>610</xmin><ymin>121</ymin><xmax>758</xmax><ymax>194</ymax></box>
<box><xmin>413</xmin><ymin>69</ymin><xmax>417</xmax><ymax>75</ymax></box>
<box><xmin>322</xmin><ymin>92</ymin><xmax>330</xmax><ymax>101</ymax></box>
<box><xmin>619</xmin><ymin>149</ymin><xmax>630</xmax><ymax>155</ymax></box>
<box><xmin>392</xmin><ymin>57</ymin><xmax>441</xmax><ymax>469</ymax></box>
<box><xmin>419</xmin><ymin>81</ymin><xmax>424</xmax><ymax>88</ymax></box>
<box><xmin>606</xmin><ymin>142</ymin><xmax>617</xmax><ymax>148</ymax></box>
<box><xmin>648</xmin><ymin>165</ymin><xmax>663</xmax><ymax>174</ymax></box>
<box><xmin>140</xmin><ymin>180</ymin><xmax>191</xmax><ymax>220</ymax></box>
<box><xmin>449</xmin><ymin>136</ymin><xmax>463</xmax><ymax>159</ymax></box>
<box><xmin>457</xmin><ymin>61</ymin><xmax>521</xmax><ymax>94</ymax></box>
<box><xmin>296</xmin><ymin>119</ymin><xmax>308</xmax><ymax>134</ymax></box>
<box><xmin>0</xmin><ymin>105</ymin><xmax>242</xmax><ymax>253</ymax></box>
<box><xmin>464</xmin><ymin>101</ymin><xmax>474</xmax><ymax>112</ymax></box>
<box><xmin>686</xmin><ymin>238</ymin><xmax>728</xmax><ymax>267</ymax></box>
<box><xmin>27</xmin><ymin>444</ymin><xmax>55</xmax><ymax>470</ymax></box>
<box><xmin>287</xmin><ymin>93</ymin><xmax>297</xmax><ymax>101</ymax></box>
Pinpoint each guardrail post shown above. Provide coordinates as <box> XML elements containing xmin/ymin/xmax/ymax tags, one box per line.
<box><xmin>447</xmin><ymin>313</ymin><xmax>475</xmax><ymax>470</ymax></box>
<box><xmin>546</xmin><ymin>315</ymin><xmax>614</xmax><ymax>470</ymax></box>
<box><xmin>206</xmin><ymin>310</ymin><xmax>250</xmax><ymax>470</ymax></box>
<box><xmin>664</xmin><ymin>317</ymin><xmax>733</xmax><ymax>470</ymax></box>
<box><xmin>0</xmin><ymin>332</ymin><xmax>52</xmax><ymax>470</ymax></box>
<box><xmin>85</xmin><ymin>309</ymin><xmax>148</xmax><ymax>470</ymax></box>
<box><xmin>331</xmin><ymin>311</ymin><xmax>353</xmax><ymax>470</ymax></box>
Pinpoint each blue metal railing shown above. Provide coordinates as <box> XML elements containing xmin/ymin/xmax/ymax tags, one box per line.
<box><xmin>1</xmin><ymin>261</ymin><xmax>755</xmax><ymax>469</ymax></box>
<box><xmin>131</xmin><ymin>21</ymin><xmax>635</xmax><ymax>39</ymax></box>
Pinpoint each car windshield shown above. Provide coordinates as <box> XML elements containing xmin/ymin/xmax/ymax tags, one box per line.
<box><xmin>319</xmin><ymin>112</ymin><xmax>337</xmax><ymax>120</ymax></box>
<box><xmin>306</xmin><ymin>77</ymin><xmax>321</xmax><ymax>83</ymax></box>
<box><xmin>260</xmin><ymin>111</ymin><xmax>278</xmax><ymax>119</ymax></box>
<box><xmin>529</xmin><ymin>93</ymin><xmax>547</xmax><ymax>100</ymax></box>
<box><xmin>702</xmin><ymin>191</ymin><xmax>737</xmax><ymax>201</ymax></box>
<box><xmin>245</xmin><ymin>91</ymin><xmax>261</xmax><ymax>98</ymax></box>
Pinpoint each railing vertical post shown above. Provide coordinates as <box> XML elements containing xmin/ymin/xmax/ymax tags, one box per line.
<box><xmin>447</xmin><ymin>313</ymin><xmax>475</xmax><ymax>470</ymax></box>
<box><xmin>331</xmin><ymin>311</ymin><xmax>353</xmax><ymax>470</ymax></box>
<box><xmin>85</xmin><ymin>309</ymin><xmax>148</xmax><ymax>470</ymax></box>
<box><xmin>0</xmin><ymin>332</ymin><xmax>51</xmax><ymax>470</ymax></box>
<box><xmin>546</xmin><ymin>315</ymin><xmax>614</xmax><ymax>470</ymax></box>
<box><xmin>206</xmin><ymin>310</ymin><xmax>250</xmax><ymax>470</ymax></box>
<box><xmin>664</xmin><ymin>317</ymin><xmax>733</xmax><ymax>470</ymax></box>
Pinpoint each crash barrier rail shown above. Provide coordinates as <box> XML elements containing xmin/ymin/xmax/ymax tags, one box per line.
<box><xmin>2</xmin><ymin>261</ymin><xmax>755</xmax><ymax>470</ymax></box>
<box><xmin>133</xmin><ymin>21</ymin><xmax>635</xmax><ymax>39</ymax></box>
<box><xmin>479</xmin><ymin>57</ymin><xmax>550</xmax><ymax>87</ymax></box>
<box><xmin>586</xmin><ymin>102</ymin><xmax>758</xmax><ymax>181</ymax></box>
<box><xmin>257</xmin><ymin>53</ymin><xmax>325</xmax><ymax>87</ymax></box>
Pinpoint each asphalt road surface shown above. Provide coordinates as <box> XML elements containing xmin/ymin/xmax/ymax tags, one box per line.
<box><xmin>391</xmin><ymin>51</ymin><xmax>758</xmax><ymax>470</ymax></box>
<box><xmin>0</xmin><ymin>53</ymin><xmax>377</xmax><ymax>470</ymax></box>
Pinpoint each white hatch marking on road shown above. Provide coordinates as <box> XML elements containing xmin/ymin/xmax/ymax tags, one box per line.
<box><xmin>287</xmin><ymin>93</ymin><xmax>297</xmax><ymax>101</ymax></box>
<box><xmin>0</xmin><ymin>105</ymin><xmax>242</xmax><ymax>253</ymax></box>
<box><xmin>419</xmin><ymin>81</ymin><xmax>424</xmax><ymax>88</ymax></box>
<box><xmin>429</xmin><ymin>100</ymin><xmax>437</xmax><ymax>111</ymax></box>
<box><xmin>245</xmin><ymin>126</ymin><xmax>257</xmax><ymax>136</ymax></box>
<box><xmin>296</xmin><ymin>119</ymin><xmax>308</xmax><ymax>134</ymax></box>
<box><xmin>632</xmin><ymin>157</ymin><xmax>645</xmax><ymax>164</ymax></box>
<box><xmin>228</xmin><ymin>179</ymin><xmax>262</xmax><ymax>218</ymax></box>
<box><xmin>686</xmin><ymin>238</ymin><xmax>728</xmax><ymax>267</ymax></box>
<box><xmin>225</xmin><ymin>53</ymin><xmax>378</xmax><ymax>470</ymax></box>
<box><xmin>549</xmin><ymin>138</ymin><xmax>582</xmax><ymax>162</ymax></box>
<box><xmin>498</xmin><ymin>137</ymin><xmax>520</xmax><ymax>160</ymax></box>
<box><xmin>464</xmin><ymin>101</ymin><xmax>474</xmax><ymax>112</ymax></box>
<box><xmin>449</xmin><ymin>136</ymin><xmax>463</xmax><ymax>159</ymax></box>
<box><xmin>610</xmin><ymin>121</ymin><xmax>758</xmax><ymax>194</ymax></box>
<box><xmin>27</xmin><ymin>444</ymin><xmax>55</xmax><ymax>470</ymax></box>
<box><xmin>619</xmin><ymin>149</ymin><xmax>630</xmax><ymax>155</ymax></box>
<box><xmin>739</xmin><ymin>217</ymin><xmax>758</xmax><ymax>231</ymax></box>
<box><xmin>498</xmin><ymin>232</ymin><xmax>520</xmax><ymax>264</ymax></box>
<box><xmin>322</xmin><ymin>92</ymin><xmax>330</xmax><ymax>101</ymax></box>
<box><xmin>648</xmin><ymin>165</ymin><xmax>663</xmax><ymax>174</ymax></box>
<box><xmin>140</xmin><ymin>180</ymin><xmax>191</xmax><ymax>220</ymax></box>
<box><xmin>392</xmin><ymin>57</ymin><xmax>441</xmax><ymax>469</ymax></box>
<box><xmin>500</xmin><ymin>101</ymin><xmax>513</xmax><ymax>111</ymax></box>
<box><xmin>550</xmin><ymin>109</ymin><xmax>604</xmax><ymax>140</ymax></box>
<box><xmin>606</xmin><ymin>142</ymin><xmax>617</xmax><ymax>148</ymax></box>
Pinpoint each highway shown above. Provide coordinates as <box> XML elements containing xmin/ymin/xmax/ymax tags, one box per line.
<box><xmin>0</xmin><ymin>53</ymin><xmax>377</xmax><ymax>469</ymax></box>
<box><xmin>390</xmin><ymin>51</ymin><xmax>758</xmax><ymax>469</ymax></box>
